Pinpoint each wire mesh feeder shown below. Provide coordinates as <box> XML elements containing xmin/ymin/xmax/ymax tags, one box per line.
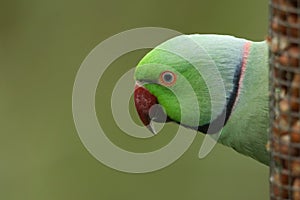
<box><xmin>269</xmin><ymin>0</ymin><xmax>300</xmax><ymax>199</ymax></box>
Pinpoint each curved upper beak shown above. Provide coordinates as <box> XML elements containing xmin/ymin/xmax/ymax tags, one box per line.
<box><xmin>134</xmin><ymin>84</ymin><xmax>158</xmax><ymax>134</ymax></box>
<box><xmin>134</xmin><ymin>83</ymin><xmax>167</xmax><ymax>135</ymax></box>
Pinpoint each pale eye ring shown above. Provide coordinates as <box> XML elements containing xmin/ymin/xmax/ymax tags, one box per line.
<box><xmin>160</xmin><ymin>71</ymin><xmax>176</xmax><ymax>86</ymax></box>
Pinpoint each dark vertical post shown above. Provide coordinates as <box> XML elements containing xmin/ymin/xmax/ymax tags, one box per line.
<box><xmin>269</xmin><ymin>0</ymin><xmax>300</xmax><ymax>199</ymax></box>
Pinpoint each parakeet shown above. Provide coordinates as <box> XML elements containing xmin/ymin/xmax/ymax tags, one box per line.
<box><xmin>134</xmin><ymin>34</ymin><xmax>269</xmax><ymax>165</ymax></box>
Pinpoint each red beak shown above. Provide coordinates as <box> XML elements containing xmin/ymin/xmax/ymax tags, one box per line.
<box><xmin>134</xmin><ymin>84</ymin><xmax>158</xmax><ymax>134</ymax></box>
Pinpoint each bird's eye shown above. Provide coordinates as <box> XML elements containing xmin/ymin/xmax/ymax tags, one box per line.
<box><xmin>160</xmin><ymin>71</ymin><xmax>176</xmax><ymax>86</ymax></box>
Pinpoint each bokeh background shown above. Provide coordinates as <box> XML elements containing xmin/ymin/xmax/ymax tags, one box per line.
<box><xmin>0</xmin><ymin>0</ymin><xmax>269</xmax><ymax>199</ymax></box>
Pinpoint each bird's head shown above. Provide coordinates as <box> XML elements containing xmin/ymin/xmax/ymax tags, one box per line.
<box><xmin>134</xmin><ymin>35</ymin><xmax>247</xmax><ymax>134</ymax></box>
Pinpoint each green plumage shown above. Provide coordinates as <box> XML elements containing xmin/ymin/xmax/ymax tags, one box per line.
<box><xmin>134</xmin><ymin>34</ymin><xmax>269</xmax><ymax>165</ymax></box>
<box><xmin>219</xmin><ymin>40</ymin><xmax>269</xmax><ymax>165</ymax></box>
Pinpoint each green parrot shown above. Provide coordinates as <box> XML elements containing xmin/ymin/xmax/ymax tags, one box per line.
<box><xmin>134</xmin><ymin>34</ymin><xmax>269</xmax><ymax>165</ymax></box>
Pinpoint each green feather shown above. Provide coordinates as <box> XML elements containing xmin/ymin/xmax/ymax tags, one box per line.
<box><xmin>219</xmin><ymin>41</ymin><xmax>269</xmax><ymax>165</ymax></box>
<box><xmin>134</xmin><ymin>34</ymin><xmax>269</xmax><ymax>165</ymax></box>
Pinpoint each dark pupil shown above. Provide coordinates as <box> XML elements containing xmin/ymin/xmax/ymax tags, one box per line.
<box><xmin>163</xmin><ymin>73</ymin><xmax>173</xmax><ymax>82</ymax></box>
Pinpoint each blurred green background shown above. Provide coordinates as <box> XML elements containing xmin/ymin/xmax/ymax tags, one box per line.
<box><xmin>0</xmin><ymin>0</ymin><xmax>269</xmax><ymax>199</ymax></box>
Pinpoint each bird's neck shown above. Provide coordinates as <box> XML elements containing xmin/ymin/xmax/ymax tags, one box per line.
<box><xmin>218</xmin><ymin>41</ymin><xmax>270</xmax><ymax>165</ymax></box>
<box><xmin>198</xmin><ymin>40</ymin><xmax>265</xmax><ymax>134</ymax></box>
